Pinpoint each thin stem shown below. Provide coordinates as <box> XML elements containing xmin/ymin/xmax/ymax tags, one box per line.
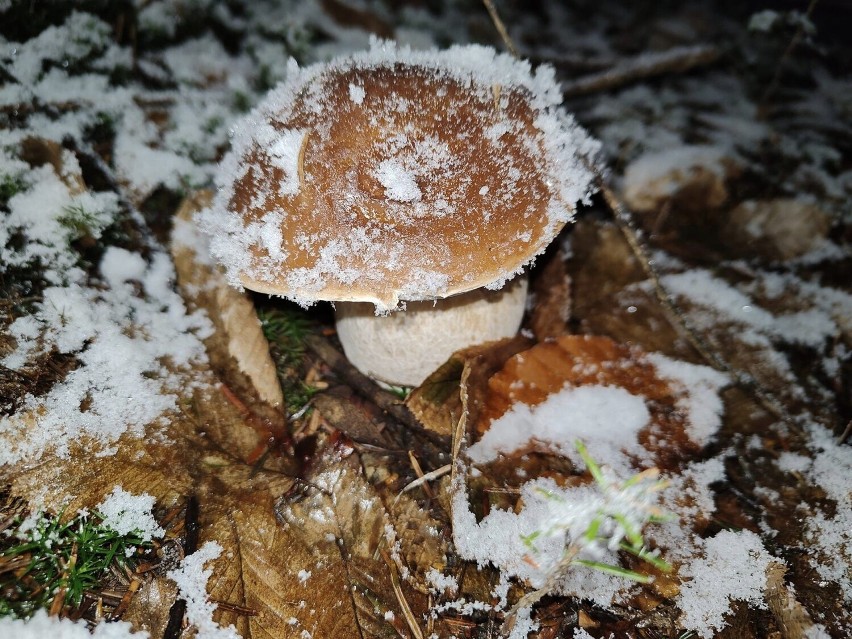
<box><xmin>481</xmin><ymin>0</ymin><xmax>519</xmax><ymax>58</ymax></box>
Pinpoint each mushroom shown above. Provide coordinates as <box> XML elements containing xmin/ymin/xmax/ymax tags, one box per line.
<box><xmin>200</xmin><ymin>42</ymin><xmax>599</xmax><ymax>387</ymax></box>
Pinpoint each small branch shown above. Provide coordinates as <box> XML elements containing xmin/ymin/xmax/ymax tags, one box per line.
<box><xmin>598</xmin><ymin>182</ymin><xmax>728</xmax><ymax>372</ymax></box>
<box><xmin>482</xmin><ymin>0</ymin><xmax>519</xmax><ymax>58</ymax></box>
<box><xmin>836</xmin><ymin>420</ymin><xmax>852</xmax><ymax>446</ymax></box>
<box><xmin>396</xmin><ymin>464</ymin><xmax>451</xmax><ymax>504</ymax></box>
<box><xmin>109</xmin><ymin>577</ymin><xmax>141</xmax><ymax>620</ymax></box>
<box><xmin>561</xmin><ymin>44</ymin><xmax>722</xmax><ymax>98</ymax></box>
<box><xmin>382</xmin><ymin>550</ymin><xmax>425</xmax><ymax>639</ymax></box>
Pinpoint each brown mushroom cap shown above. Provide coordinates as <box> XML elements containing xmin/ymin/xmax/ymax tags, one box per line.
<box><xmin>201</xmin><ymin>43</ymin><xmax>599</xmax><ymax>310</ymax></box>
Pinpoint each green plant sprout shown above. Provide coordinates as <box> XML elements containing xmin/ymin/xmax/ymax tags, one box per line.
<box><xmin>57</xmin><ymin>203</ymin><xmax>108</xmax><ymax>242</ymax></box>
<box><xmin>385</xmin><ymin>384</ymin><xmax>411</xmax><ymax>400</ymax></box>
<box><xmin>0</xmin><ymin>508</ymin><xmax>154</xmax><ymax>620</ymax></box>
<box><xmin>512</xmin><ymin>440</ymin><xmax>671</xmax><ymax>615</ymax></box>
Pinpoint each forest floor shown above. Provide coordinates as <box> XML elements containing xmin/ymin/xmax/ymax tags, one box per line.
<box><xmin>0</xmin><ymin>1</ymin><xmax>850</xmax><ymax>638</ymax></box>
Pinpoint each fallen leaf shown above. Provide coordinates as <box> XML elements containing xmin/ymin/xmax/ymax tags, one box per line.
<box><xmin>171</xmin><ymin>191</ymin><xmax>284</xmax><ymax>411</ymax></box>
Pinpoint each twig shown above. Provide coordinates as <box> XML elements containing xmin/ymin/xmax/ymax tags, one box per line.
<box><xmin>396</xmin><ymin>464</ymin><xmax>451</xmax><ymax>504</ymax></box>
<box><xmin>382</xmin><ymin>550</ymin><xmax>424</xmax><ymax>639</ymax></box>
<box><xmin>481</xmin><ymin>0</ymin><xmax>519</xmax><ymax>58</ymax></box>
<box><xmin>209</xmin><ymin>599</ymin><xmax>258</xmax><ymax>616</ymax></box>
<box><xmin>837</xmin><ymin>420</ymin><xmax>852</xmax><ymax>446</ymax></box>
<box><xmin>597</xmin><ymin>180</ymin><xmax>796</xmax><ymax>428</ymax></box>
<box><xmin>597</xmin><ymin>182</ymin><xmax>728</xmax><ymax>372</ymax></box>
<box><xmin>109</xmin><ymin>578</ymin><xmax>141</xmax><ymax>620</ymax></box>
<box><xmin>561</xmin><ymin>44</ymin><xmax>722</xmax><ymax>98</ymax></box>
<box><xmin>408</xmin><ymin>451</ymin><xmax>434</xmax><ymax>500</ymax></box>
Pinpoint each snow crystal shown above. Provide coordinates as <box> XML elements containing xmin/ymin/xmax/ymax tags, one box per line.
<box><xmin>267</xmin><ymin>129</ymin><xmax>307</xmax><ymax>196</ymax></box>
<box><xmin>776</xmin><ymin>451</ymin><xmax>811</xmax><ymax>474</ymax></box>
<box><xmin>0</xmin><ymin>609</ymin><xmax>147</xmax><ymax>639</ymax></box>
<box><xmin>622</xmin><ymin>145</ymin><xmax>727</xmax><ymax>197</ymax></box>
<box><xmin>166</xmin><ymin>541</ymin><xmax>241</xmax><ymax>639</ymax></box>
<box><xmin>645</xmin><ymin>353</ymin><xmax>728</xmax><ymax>445</ymax></box>
<box><xmin>748</xmin><ymin>10</ymin><xmax>780</xmax><ymax>32</ymax></box>
<box><xmin>797</xmin><ymin>423</ymin><xmax>852</xmax><ymax>603</ymax></box>
<box><xmin>452</xmin><ymin>470</ymin><xmax>658</xmax><ymax>598</ymax></box>
<box><xmin>348</xmin><ymin>82</ymin><xmax>365</xmax><ymax>104</ymax></box>
<box><xmin>677</xmin><ymin>529</ymin><xmax>775</xmax><ymax>638</ymax></box>
<box><xmin>114</xmin><ymin>132</ymin><xmax>207</xmax><ymax>197</ymax></box>
<box><xmin>0</xmin><ymin>239</ymin><xmax>211</xmax><ymax>465</ymax></box>
<box><xmin>96</xmin><ymin>486</ymin><xmax>164</xmax><ymax>543</ymax></box>
<box><xmin>663</xmin><ymin>269</ymin><xmax>838</xmax><ymax>348</ymax></box>
<box><xmin>507</xmin><ymin>606</ymin><xmax>539</xmax><ymax>639</ymax></box>
<box><xmin>374</xmin><ymin>158</ymin><xmax>422</xmax><ymax>202</ymax></box>
<box><xmin>425</xmin><ymin>568</ymin><xmax>459</xmax><ymax>596</ymax></box>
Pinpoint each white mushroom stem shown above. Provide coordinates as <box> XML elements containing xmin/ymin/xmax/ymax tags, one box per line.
<box><xmin>335</xmin><ymin>275</ymin><xmax>529</xmax><ymax>387</ymax></box>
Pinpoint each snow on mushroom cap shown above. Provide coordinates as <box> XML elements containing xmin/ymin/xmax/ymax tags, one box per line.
<box><xmin>199</xmin><ymin>39</ymin><xmax>601</xmax><ymax>310</ymax></box>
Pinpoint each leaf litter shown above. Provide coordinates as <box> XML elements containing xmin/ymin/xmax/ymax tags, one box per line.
<box><xmin>0</xmin><ymin>1</ymin><xmax>851</xmax><ymax>638</ymax></box>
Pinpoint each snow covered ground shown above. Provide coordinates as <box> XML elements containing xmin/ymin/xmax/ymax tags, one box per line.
<box><xmin>1</xmin><ymin>1</ymin><xmax>850</xmax><ymax>637</ymax></box>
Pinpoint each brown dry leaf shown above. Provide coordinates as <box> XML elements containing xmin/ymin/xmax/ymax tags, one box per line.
<box><xmin>4</xmin><ymin>408</ymin><xmax>195</xmax><ymax>516</ymax></box>
<box><xmin>567</xmin><ymin>219</ymin><xmax>691</xmax><ymax>357</ymax></box>
<box><xmin>272</xmin><ymin>435</ymin><xmax>450</xmax><ymax>638</ymax></box>
<box><xmin>765</xmin><ymin>561</ymin><xmax>823</xmax><ymax>639</ymax></box>
<box><xmin>622</xmin><ymin>146</ymin><xmax>739</xmax><ymax>216</ymax></box>
<box><xmin>406</xmin><ymin>336</ymin><xmax>532</xmax><ymax>439</ymax></box>
<box><xmin>123</xmin><ymin>576</ymin><xmax>180</xmax><ymax>638</ymax></box>
<box><xmin>476</xmin><ymin>334</ymin><xmax>702</xmax><ymax>471</ymax></box>
<box><xmin>171</xmin><ymin>191</ymin><xmax>284</xmax><ymax>410</ymax></box>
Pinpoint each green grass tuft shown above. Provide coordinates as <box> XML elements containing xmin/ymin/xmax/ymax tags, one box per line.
<box><xmin>57</xmin><ymin>203</ymin><xmax>103</xmax><ymax>241</ymax></box>
<box><xmin>0</xmin><ymin>508</ymin><xmax>153</xmax><ymax>620</ymax></box>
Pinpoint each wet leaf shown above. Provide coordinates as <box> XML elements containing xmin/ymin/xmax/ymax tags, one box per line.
<box><xmin>406</xmin><ymin>336</ymin><xmax>532</xmax><ymax>441</ymax></box>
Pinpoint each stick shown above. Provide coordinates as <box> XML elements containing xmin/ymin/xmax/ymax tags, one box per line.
<box><xmin>481</xmin><ymin>0</ymin><xmax>519</xmax><ymax>58</ymax></box>
<box><xmin>759</xmin><ymin>0</ymin><xmax>820</xmax><ymax>112</ymax></box>
<box><xmin>561</xmin><ymin>44</ymin><xmax>722</xmax><ymax>98</ymax></box>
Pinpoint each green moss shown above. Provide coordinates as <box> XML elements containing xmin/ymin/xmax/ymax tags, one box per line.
<box><xmin>258</xmin><ymin>306</ymin><xmax>319</xmax><ymax>416</ymax></box>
